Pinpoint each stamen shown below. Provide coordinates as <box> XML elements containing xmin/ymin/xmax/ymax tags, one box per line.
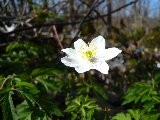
<box><xmin>79</xmin><ymin>43</ymin><xmax>97</xmax><ymax>60</ymax></box>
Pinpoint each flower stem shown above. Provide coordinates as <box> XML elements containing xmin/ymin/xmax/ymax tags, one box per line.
<box><xmin>0</xmin><ymin>76</ymin><xmax>10</xmax><ymax>90</ymax></box>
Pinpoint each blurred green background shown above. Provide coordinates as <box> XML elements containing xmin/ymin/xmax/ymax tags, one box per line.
<box><xmin>0</xmin><ymin>0</ymin><xmax>160</xmax><ymax>120</ymax></box>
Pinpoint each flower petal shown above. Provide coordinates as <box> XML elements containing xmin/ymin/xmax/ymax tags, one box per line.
<box><xmin>93</xmin><ymin>62</ymin><xmax>109</xmax><ymax>74</ymax></box>
<box><xmin>61</xmin><ymin>48</ymin><xmax>78</xmax><ymax>57</ymax></box>
<box><xmin>103</xmin><ymin>48</ymin><xmax>122</xmax><ymax>60</ymax></box>
<box><xmin>5</xmin><ymin>24</ymin><xmax>17</xmax><ymax>32</ymax></box>
<box><xmin>91</xmin><ymin>35</ymin><xmax>105</xmax><ymax>52</ymax></box>
<box><xmin>61</xmin><ymin>56</ymin><xmax>82</xmax><ymax>67</ymax></box>
<box><xmin>74</xmin><ymin>39</ymin><xmax>88</xmax><ymax>51</ymax></box>
<box><xmin>75</xmin><ymin>64</ymin><xmax>91</xmax><ymax>73</ymax></box>
<box><xmin>157</xmin><ymin>63</ymin><xmax>160</xmax><ymax>68</ymax></box>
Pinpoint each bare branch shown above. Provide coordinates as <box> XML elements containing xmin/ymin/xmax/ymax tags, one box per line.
<box><xmin>79</xmin><ymin>0</ymin><xmax>107</xmax><ymax>25</ymax></box>
<box><xmin>3</xmin><ymin>0</ymin><xmax>138</xmax><ymax>35</ymax></box>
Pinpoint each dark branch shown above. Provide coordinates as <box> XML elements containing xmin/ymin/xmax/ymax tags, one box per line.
<box><xmin>79</xmin><ymin>0</ymin><xmax>107</xmax><ymax>25</ymax></box>
<box><xmin>4</xmin><ymin>0</ymin><xmax>138</xmax><ymax>35</ymax></box>
<box><xmin>69</xmin><ymin>0</ymin><xmax>99</xmax><ymax>47</ymax></box>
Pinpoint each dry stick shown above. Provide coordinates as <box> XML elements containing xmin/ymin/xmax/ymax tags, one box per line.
<box><xmin>3</xmin><ymin>0</ymin><xmax>138</xmax><ymax>35</ymax></box>
<box><xmin>52</xmin><ymin>25</ymin><xmax>63</xmax><ymax>49</ymax></box>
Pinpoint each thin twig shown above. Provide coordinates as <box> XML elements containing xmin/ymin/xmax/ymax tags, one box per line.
<box><xmin>52</xmin><ymin>25</ymin><xmax>63</xmax><ymax>49</ymax></box>
<box><xmin>48</xmin><ymin>0</ymin><xmax>68</xmax><ymax>9</ymax></box>
<box><xmin>0</xmin><ymin>76</ymin><xmax>10</xmax><ymax>90</ymax></box>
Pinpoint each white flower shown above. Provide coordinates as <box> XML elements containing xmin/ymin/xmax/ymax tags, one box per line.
<box><xmin>0</xmin><ymin>24</ymin><xmax>17</xmax><ymax>33</ymax></box>
<box><xmin>61</xmin><ymin>36</ymin><xmax>122</xmax><ymax>74</ymax></box>
<box><xmin>157</xmin><ymin>63</ymin><xmax>160</xmax><ymax>68</ymax></box>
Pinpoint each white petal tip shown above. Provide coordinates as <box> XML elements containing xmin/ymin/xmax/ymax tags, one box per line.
<box><xmin>113</xmin><ymin>47</ymin><xmax>122</xmax><ymax>53</ymax></box>
<box><xmin>97</xmin><ymin>35</ymin><xmax>104</xmax><ymax>39</ymax></box>
<box><xmin>119</xmin><ymin>49</ymin><xmax>122</xmax><ymax>53</ymax></box>
<box><xmin>157</xmin><ymin>63</ymin><xmax>160</xmax><ymax>68</ymax></box>
<box><xmin>103</xmin><ymin>72</ymin><xmax>108</xmax><ymax>74</ymax></box>
<box><xmin>61</xmin><ymin>49</ymin><xmax>66</xmax><ymax>52</ymax></box>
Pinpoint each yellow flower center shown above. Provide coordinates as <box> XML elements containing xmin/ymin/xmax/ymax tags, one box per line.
<box><xmin>79</xmin><ymin>43</ymin><xmax>97</xmax><ymax>60</ymax></box>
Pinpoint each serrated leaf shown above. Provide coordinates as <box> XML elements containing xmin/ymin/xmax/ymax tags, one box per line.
<box><xmin>65</xmin><ymin>95</ymin><xmax>101</xmax><ymax>120</ymax></box>
<box><xmin>81</xmin><ymin>107</ymin><xmax>86</xmax><ymax>118</ymax></box>
<box><xmin>141</xmin><ymin>95</ymin><xmax>151</xmax><ymax>102</ymax></box>
<box><xmin>142</xmin><ymin>112</ymin><xmax>160</xmax><ymax>120</ymax></box>
<box><xmin>143</xmin><ymin>101</ymin><xmax>156</xmax><ymax>112</ymax></box>
<box><xmin>126</xmin><ymin>113</ymin><xmax>132</xmax><ymax>120</ymax></box>
<box><xmin>2</xmin><ymin>91</ymin><xmax>17</xmax><ymax>120</ymax></box>
<box><xmin>123</xmin><ymin>82</ymin><xmax>154</xmax><ymax>105</ymax></box>
<box><xmin>123</xmin><ymin>95</ymin><xmax>136</xmax><ymax>105</ymax></box>
<box><xmin>16</xmin><ymin>101</ymin><xmax>32</xmax><ymax>120</ymax></box>
<box><xmin>127</xmin><ymin>109</ymin><xmax>140</xmax><ymax>120</ymax></box>
<box><xmin>112</xmin><ymin>112</ymin><xmax>131</xmax><ymax>120</ymax></box>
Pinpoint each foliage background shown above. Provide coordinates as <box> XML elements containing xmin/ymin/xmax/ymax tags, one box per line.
<box><xmin>0</xmin><ymin>0</ymin><xmax>160</xmax><ymax>120</ymax></box>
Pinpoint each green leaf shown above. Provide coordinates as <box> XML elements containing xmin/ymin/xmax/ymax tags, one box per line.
<box><xmin>35</xmin><ymin>77</ymin><xmax>49</xmax><ymax>92</ymax></box>
<box><xmin>16</xmin><ymin>82</ymin><xmax>40</xmax><ymax>95</ymax></box>
<box><xmin>18</xmin><ymin>90</ymin><xmax>63</xmax><ymax>117</ymax></box>
<box><xmin>34</xmin><ymin>97</ymin><xmax>63</xmax><ymax>117</ymax></box>
<box><xmin>0</xmin><ymin>75</ymin><xmax>4</xmax><ymax>84</ymax></box>
<box><xmin>42</xmin><ymin>114</ymin><xmax>52</xmax><ymax>120</ymax></box>
<box><xmin>16</xmin><ymin>82</ymin><xmax>36</xmax><ymax>88</ymax></box>
<box><xmin>31</xmin><ymin>68</ymin><xmax>60</xmax><ymax>77</ymax></box>
<box><xmin>6</xmin><ymin>42</ymin><xmax>20</xmax><ymax>53</ymax></box>
<box><xmin>35</xmin><ymin>76</ymin><xmax>62</xmax><ymax>94</ymax></box>
<box><xmin>141</xmin><ymin>94</ymin><xmax>151</xmax><ymax>103</ymax></box>
<box><xmin>0</xmin><ymin>88</ymin><xmax>10</xmax><ymax>95</ymax></box>
<box><xmin>123</xmin><ymin>95</ymin><xmax>136</xmax><ymax>105</ymax></box>
<box><xmin>111</xmin><ymin>112</ymin><xmax>131</xmax><ymax>120</ymax></box>
<box><xmin>16</xmin><ymin>100</ymin><xmax>52</xmax><ymax>120</ymax></box>
<box><xmin>65</xmin><ymin>95</ymin><xmax>101</xmax><ymax>120</ymax></box>
<box><xmin>93</xmin><ymin>84</ymin><xmax>108</xmax><ymax>101</ymax></box>
<box><xmin>123</xmin><ymin>82</ymin><xmax>153</xmax><ymax>105</ymax></box>
<box><xmin>2</xmin><ymin>91</ymin><xmax>17</xmax><ymax>120</ymax></box>
<box><xmin>142</xmin><ymin>112</ymin><xmax>160</xmax><ymax>120</ymax></box>
<box><xmin>127</xmin><ymin>109</ymin><xmax>141</xmax><ymax>120</ymax></box>
<box><xmin>154</xmin><ymin>71</ymin><xmax>160</xmax><ymax>84</ymax></box>
<box><xmin>81</xmin><ymin>107</ymin><xmax>86</xmax><ymax>118</ymax></box>
<box><xmin>143</xmin><ymin>101</ymin><xmax>156</xmax><ymax>112</ymax></box>
<box><xmin>16</xmin><ymin>89</ymin><xmax>37</xmax><ymax>108</ymax></box>
<box><xmin>16</xmin><ymin>101</ymin><xmax>32</xmax><ymax>120</ymax></box>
